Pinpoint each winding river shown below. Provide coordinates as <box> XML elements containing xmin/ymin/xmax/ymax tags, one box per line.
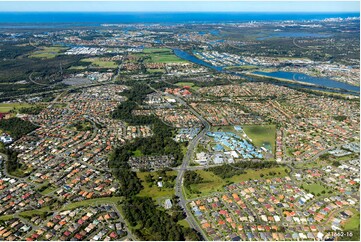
<box><xmin>173</xmin><ymin>49</ymin><xmax>360</xmax><ymax>96</ymax></box>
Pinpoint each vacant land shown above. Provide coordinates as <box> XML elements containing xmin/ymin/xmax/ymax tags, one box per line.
<box><xmin>145</xmin><ymin>51</ymin><xmax>186</xmax><ymax>63</ymax></box>
<box><xmin>81</xmin><ymin>58</ymin><xmax>118</xmax><ymax>68</ymax></box>
<box><xmin>61</xmin><ymin>197</ymin><xmax>123</xmax><ymax>211</ymax></box>
<box><xmin>343</xmin><ymin>208</ymin><xmax>360</xmax><ymax>231</ymax></box>
<box><xmin>177</xmin><ymin>219</ymin><xmax>190</xmax><ymax>228</ymax></box>
<box><xmin>243</xmin><ymin>124</ymin><xmax>277</xmax><ymax>152</ymax></box>
<box><xmin>29</xmin><ymin>46</ymin><xmax>67</xmax><ymax>59</ymax></box>
<box><xmin>68</xmin><ymin>65</ymin><xmax>87</xmax><ymax>70</ymax></box>
<box><xmin>302</xmin><ymin>183</ymin><xmax>332</xmax><ymax>195</ymax></box>
<box><xmin>137</xmin><ymin>171</ymin><xmax>177</xmax><ymax>199</ymax></box>
<box><xmin>185</xmin><ymin>167</ymin><xmax>288</xmax><ymax>199</ymax></box>
<box><xmin>0</xmin><ymin>103</ymin><xmax>33</xmax><ymax>113</ymax></box>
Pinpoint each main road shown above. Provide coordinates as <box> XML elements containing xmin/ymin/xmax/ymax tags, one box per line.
<box><xmin>167</xmin><ymin>92</ymin><xmax>210</xmax><ymax>240</ymax></box>
<box><xmin>147</xmin><ymin>82</ymin><xmax>210</xmax><ymax>239</ymax></box>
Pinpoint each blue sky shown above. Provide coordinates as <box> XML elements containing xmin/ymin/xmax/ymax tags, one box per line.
<box><xmin>0</xmin><ymin>1</ymin><xmax>359</xmax><ymax>12</ymax></box>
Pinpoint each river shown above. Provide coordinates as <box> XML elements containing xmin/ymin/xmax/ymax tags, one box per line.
<box><xmin>173</xmin><ymin>49</ymin><xmax>360</xmax><ymax>96</ymax></box>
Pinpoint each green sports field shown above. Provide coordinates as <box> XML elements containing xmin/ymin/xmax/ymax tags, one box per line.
<box><xmin>242</xmin><ymin>124</ymin><xmax>277</xmax><ymax>153</ymax></box>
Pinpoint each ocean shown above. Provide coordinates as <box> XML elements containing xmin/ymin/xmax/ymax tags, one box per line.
<box><xmin>0</xmin><ymin>12</ymin><xmax>359</xmax><ymax>24</ymax></box>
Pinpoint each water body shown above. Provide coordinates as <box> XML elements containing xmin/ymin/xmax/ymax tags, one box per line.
<box><xmin>257</xmin><ymin>32</ymin><xmax>332</xmax><ymax>40</ymax></box>
<box><xmin>173</xmin><ymin>49</ymin><xmax>359</xmax><ymax>95</ymax></box>
<box><xmin>0</xmin><ymin>12</ymin><xmax>358</xmax><ymax>25</ymax></box>
<box><xmin>173</xmin><ymin>49</ymin><xmax>223</xmax><ymax>71</ymax></box>
<box><xmin>254</xmin><ymin>71</ymin><xmax>360</xmax><ymax>93</ymax></box>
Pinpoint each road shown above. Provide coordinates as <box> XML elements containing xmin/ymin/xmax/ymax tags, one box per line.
<box><xmin>148</xmin><ymin>81</ymin><xmax>211</xmax><ymax>238</ymax></box>
<box><xmin>169</xmin><ymin>95</ymin><xmax>210</xmax><ymax>240</ymax></box>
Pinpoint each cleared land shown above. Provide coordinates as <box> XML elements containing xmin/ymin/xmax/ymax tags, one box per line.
<box><xmin>343</xmin><ymin>208</ymin><xmax>360</xmax><ymax>231</ymax></box>
<box><xmin>61</xmin><ymin>197</ymin><xmax>123</xmax><ymax>211</ymax></box>
<box><xmin>29</xmin><ymin>46</ymin><xmax>67</xmax><ymax>59</ymax></box>
<box><xmin>148</xmin><ymin>54</ymin><xmax>185</xmax><ymax>63</ymax></box>
<box><xmin>0</xmin><ymin>103</ymin><xmax>33</xmax><ymax>113</ymax></box>
<box><xmin>144</xmin><ymin>50</ymin><xmax>187</xmax><ymax>63</ymax></box>
<box><xmin>185</xmin><ymin>167</ymin><xmax>288</xmax><ymax>199</ymax></box>
<box><xmin>302</xmin><ymin>183</ymin><xmax>332</xmax><ymax>195</ymax></box>
<box><xmin>137</xmin><ymin>171</ymin><xmax>177</xmax><ymax>199</ymax></box>
<box><xmin>68</xmin><ymin>66</ymin><xmax>87</xmax><ymax>70</ymax></box>
<box><xmin>81</xmin><ymin>58</ymin><xmax>118</xmax><ymax>68</ymax></box>
<box><xmin>177</xmin><ymin>219</ymin><xmax>190</xmax><ymax>228</ymax></box>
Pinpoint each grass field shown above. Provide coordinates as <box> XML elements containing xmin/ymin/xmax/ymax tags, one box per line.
<box><xmin>242</xmin><ymin>124</ymin><xmax>277</xmax><ymax>153</ymax></box>
<box><xmin>302</xmin><ymin>183</ymin><xmax>332</xmax><ymax>195</ymax></box>
<box><xmin>185</xmin><ymin>166</ymin><xmax>288</xmax><ymax>199</ymax></box>
<box><xmin>81</xmin><ymin>58</ymin><xmax>118</xmax><ymax>68</ymax></box>
<box><xmin>61</xmin><ymin>197</ymin><xmax>123</xmax><ymax>211</ymax></box>
<box><xmin>14</xmin><ymin>197</ymin><xmax>123</xmax><ymax>219</ymax></box>
<box><xmin>225</xmin><ymin>167</ymin><xmax>288</xmax><ymax>184</ymax></box>
<box><xmin>343</xmin><ymin>208</ymin><xmax>360</xmax><ymax>231</ymax></box>
<box><xmin>68</xmin><ymin>66</ymin><xmax>87</xmax><ymax>70</ymax></box>
<box><xmin>0</xmin><ymin>214</ymin><xmax>14</xmax><ymax>221</ymax></box>
<box><xmin>147</xmin><ymin>68</ymin><xmax>166</xmax><ymax>73</ymax></box>
<box><xmin>0</xmin><ymin>103</ymin><xmax>33</xmax><ymax>113</ymax></box>
<box><xmin>210</xmin><ymin>124</ymin><xmax>276</xmax><ymax>156</ymax></box>
<box><xmin>145</xmin><ymin>51</ymin><xmax>187</xmax><ymax>64</ymax></box>
<box><xmin>19</xmin><ymin>206</ymin><xmax>51</xmax><ymax>217</ymax></box>
<box><xmin>294</xmin><ymin>161</ymin><xmax>325</xmax><ymax>169</ymax></box>
<box><xmin>53</xmin><ymin>103</ymin><xmax>67</xmax><ymax>108</ymax></box>
<box><xmin>29</xmin><ymin>46</ymin><xmax>67</xmax><ymax>59</ymax></box>
<box><xmin>181</xmin><ymin>144</ymin><xmax>188</xmax><ymax>156</ymax></box>
<box><xmin>137</xmin><ymin>171</ymin><xmax>177</xmax><ymax>199</ymax></box>
<box><xmin>132</xmin><ymin>149</ymin><xmax>144</xmax><ymax>157</ymax></box>
<box><xmin>177</xmin><ymin>219</ymin><xmax>190</xmax><ymax>228</ymax></box>
<box><xmin>40</xmin><ymin>184</ymin><xmax>58</xmax><ymax>195</ymax></box>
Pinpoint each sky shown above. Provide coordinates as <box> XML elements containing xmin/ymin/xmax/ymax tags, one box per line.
<box><xmin>0</xmin><ymin>1</ymin><xmax>359</xmax><ymax>13</ymax></box>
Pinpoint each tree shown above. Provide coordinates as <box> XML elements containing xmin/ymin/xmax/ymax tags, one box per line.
<box><xmin>145</xmin><ymin>174</ymin><xmax>154</xmax><ymax>183</ymax></box>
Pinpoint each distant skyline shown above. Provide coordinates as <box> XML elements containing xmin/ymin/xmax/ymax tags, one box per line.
<box><xmin>0</xmin><ymin>1</ymin><xmax>359</xmax><ymax>13</ymax></box>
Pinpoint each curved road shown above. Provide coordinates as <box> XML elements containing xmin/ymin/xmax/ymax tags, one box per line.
<box><xmin>168</xmin><ymin>92</ymin><xmax>210</xmax><ymax>240</ymax></box>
